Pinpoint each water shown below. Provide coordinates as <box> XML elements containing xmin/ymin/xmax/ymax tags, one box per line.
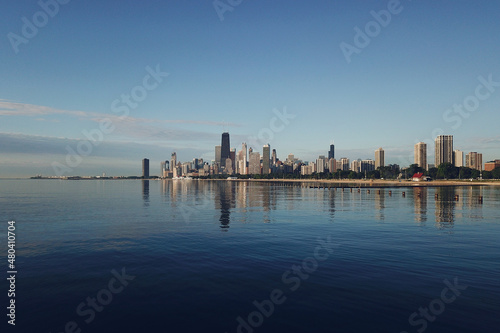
<box><xmin>1</xmin><ymin>180</ymin><xmax>499</xmax><ymax>332</ymax></box>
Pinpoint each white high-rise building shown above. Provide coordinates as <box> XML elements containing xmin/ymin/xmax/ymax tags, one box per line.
<box><xmin>414</xmin><ymin>142</ymin><xmax>427</xmax><ymax>170</ymax></box>
<box><xmin>453</xmin><ymin>150</ymin><xmax>464</xmax><ymax>167</ymax></box>
<box><xmin>351</xmin><ymin>159</ymin><xmax>361</xmax><ymax>173</ymax></box>
<box><xmin>340</xmin><ymin>158</ymin><xmax>350</xmax><ymax>171</ymax></box>
<box><xmin>249</xmin><ymin>151</ymin><xmax>261</xmax><ymax>175</ymax></box>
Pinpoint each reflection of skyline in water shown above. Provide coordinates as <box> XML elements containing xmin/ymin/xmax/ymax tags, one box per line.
<box><xmin>413</xmin><ymin>187</ymin><xmax>427</xmax><ymax>225</ymax></box>
<box><xmin>158</xmin><ymin>180</ymin><xmax>489</xmax><ymax>229</ymax></box>
<box><xmin>142</xmin><ymin>180</ymin><xmax>149</xmax><ymax>206</ymax></box>
<box><xmin>215</xmin><ymin>182</ymin><xmax>234</xmax><ymax>230</ymax></box>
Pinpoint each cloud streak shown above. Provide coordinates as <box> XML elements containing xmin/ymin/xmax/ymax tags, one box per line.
<box><xmin>0</xmin><ymin>99</ymin><xmax>240</xmax><ymax>127</ymax></box>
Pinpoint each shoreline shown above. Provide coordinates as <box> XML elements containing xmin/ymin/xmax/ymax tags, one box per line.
<box><xmin>195</xmin><ymin>178</ymin><xmax>500</xmax><ymax>187</ymax></box>
<box><xmin>11</xmin><ymin>177</ymin><xmax>500</xmax><ymax>187</ymax></box>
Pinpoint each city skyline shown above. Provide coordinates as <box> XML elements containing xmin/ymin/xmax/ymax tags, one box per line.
<box><xmin>1</xmin><ymin>1</ymin><xmax>500</xmax><ymax>177</ymax></box>
<box><xmin>140</xmin><ymin>132</ymin><xmax>492</xmax><ymax>179</ymax></box>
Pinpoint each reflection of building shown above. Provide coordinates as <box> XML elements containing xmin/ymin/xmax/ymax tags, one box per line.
<box><xmin>215</xmin><ymin>182</ymin><xmax>235</xmax><ymax>230</ymax></box>
<box><xmin>375</xmin><ymin>147</ymin><xmax>384</xmax><ymax>169</ymax></box>
<box><xmin>414</xmin><ymin>142</ymin><xmax>427</xmax><ymax>169</ymax></box>
<box><xmin>434</xmin><ymin>187</ymin><xmax>455</xmax><ymax>229</ymax></box>
<box><xmin>142</xmin><ymin>180</ymin><xmax>149</xmax><ymax>205</ymax></box>
<box><xmin>374</xmin><ymin>189</ymin><xmax>385</xmax><ymax>221</ymax></box>
<box><xmin>413</xmin><ymin>187</ymin><xmax>427</xmax><ymax>223</ymax></box>
<box><xmin>466</xmin><ymin>152</ymin><xmax>483</xmax><ymax>171</ymax></box>
<box><xmin>142</xmin><ymin>158</ymin><xmax>150</xmax><ymax>179</ymax></box>
<box><xmin>435</xmin><ymin>135</ymin><xmax>453</xmax><ymax>166</ymax></box>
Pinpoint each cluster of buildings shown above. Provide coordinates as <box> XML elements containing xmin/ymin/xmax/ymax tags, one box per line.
<box><xmin>414</xmin><ymin>135</ymin><xmax>485</xmax><ymax>171</ymax></box>
<box><xmin>140</xmin><ymin>133</ymin><xmax>496</xmax><ymax>179</ymax></box>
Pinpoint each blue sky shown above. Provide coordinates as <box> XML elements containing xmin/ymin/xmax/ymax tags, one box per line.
<box><xmin>1</xmin><ymin>0</ymin><xmax>499</xmax><ymax>177</ymax></box>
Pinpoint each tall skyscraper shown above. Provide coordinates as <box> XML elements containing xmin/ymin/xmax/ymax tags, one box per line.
<box><xmin>221</xmin><ymin>132</ymin><xmax>230</xmax><ymax>162</ymax></box>
<box><xmin>249</xmin><ymin>151</ymin><xmax>261</xmax><ymax>174</ymax></box>
<box><xmin>170</xmin><ymin>152</ymin><xmax>177</xmax><ymax>172</ymax></box>
<box><xmin>435</xmin><ymin>135</ymin><xmax>453</xmax><ymax>166</ymax></box>
<box><xmin>242</xmin><ymin>143</ymin><xmax>247</xmax><ymax>175</ymax></box>
<box><xmin>142</xmin><ymin>158</ymin><xmax>149</xmax><ymax>179</ymax></box>
<box><xmin>466</xmin><ymin>152</ymin><xmax>483</xmax><ymax>171</ymax></box>
<box><xmin>262</xmin><ymin>144</ymin><xmax>270</xmax><ymax>174</ymax></box>
<box><xmin>316</xmin><ymin>156</ymin><xmax>326</xmax><ymax>173</ymax></box>
<box><xmin>328</xmin><ymin>144</ymin><xmax>335</xmax><ymax>159</ymax></box>
<box><xmin>414</xmin><ymin>142</ymin><xmax>427</xmax><ymax>170</ymax></box>
<box><xmin>271</xmin><ymin>149</ymin><xmax>277</xmax><ymax>165</ymax></box>
<box><xmin>215</xmin><ymin>145</ymin><xmax>222</xmax><ymax>166</ymax></box>
<box><xmin>453</xmin><ymin>150</ymin><xmax>464</xmax><ymax>167</ymax></box>
<box><xmin>375</xmin><ymin>147</ymin><xmax>385</xmax><ymax>169</ymax></box>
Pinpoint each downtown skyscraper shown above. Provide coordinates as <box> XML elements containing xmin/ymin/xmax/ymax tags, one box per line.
<box><xmin>435</xmin><ymin>135</ymin><xmax>453</xmax><ymax>166</ymax></box>
<box><xmin>142</xmin><ymin>158</ymin><xmax>149</xmax><ymax>179</ymax></box>
<box><xmin>262</xmin><ymin>144</ymin><xmax>270</xmax><ymax>174</ymax></box>
<box><xmin>328</xmin><ymin>144</ymin><xmax>335</xmax><ymax>159</ymax></box>
<box><xmin>414</xmin><ymin>142</ymin><xmax>427</xmax><ymax>170</ymax></box>
<box><xmin>221</xmin><ymin>132</ymin><xmax>230</xmax><ymax>162</ymax></box>
<box><xmin>375</xmin><ymin>148</ymin><xmax>384</xmax><ymax>169</ymax></box>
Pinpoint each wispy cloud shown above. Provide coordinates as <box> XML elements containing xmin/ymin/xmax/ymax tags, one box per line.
<box><xmin>0</xmin><ymin>99</ymin><xmax>240</xmax><ymax>127</ymax></box>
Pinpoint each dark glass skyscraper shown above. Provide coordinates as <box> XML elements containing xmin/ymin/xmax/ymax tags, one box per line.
<box><xmin>221</xmin><ymin>132</ymin><xmax>230</xmax><ymax>162</ymax></box>
<box><xmin>328</xmin><ymin>144</ymin><xmax>335</xmax><ymax>159</ymax></box>
<box><xmin>262</xmin><ymin>144</ymin><xmax>270</xmax><ymax>174</ymax></box>
<box><xmin>142</xmin><ymin>158</ymin><xmax>150</xmax><ymax>179</ymax></box>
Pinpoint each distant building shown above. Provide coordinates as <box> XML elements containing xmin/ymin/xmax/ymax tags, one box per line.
<box><xmin>316</xmin><ymin>156</ymin><xmax>326</xmax><ymax>173</ymax></box>
<box><xmin>453</xmin><ymin>150</ymin><xmax>464</xmax><ymax>168</ymax></box>
<box><xmin>262</xmin><ymin>144</ymin><xmax>270</xmax><ymax>174</ymax></box>
<box><xmin>215</xmin><ymin>145</ymin><xmax>222</xmax><ymax>168</ymax></box>
<box><xmin>328</xmin><ymin>144</ymin><xmax>335</xmax><ymax>159</ymax></box>
<box><xmin>435</xmin><ymin>135</ymin><xmax>453</xmax><ymax>166</ymax></box>
<box><xmin>161</xmin><ymin>161</ymin><xmax>170</xmax><ymax>178</ymax></box>
<box><xmin>225</xmin><ymin>158</ymin><xmax>234</xmax><ymax>175</ymax></box>
<box><xmin>484</xmin><ymin>160</ymin><xmax>500</xmax><ymax>171</ymax></box>
<box><xmin>361</xmin><ymin>159</ymin><xmax>375</xmax><ymax>173</ymax></box>
<box><xmin>336</xmin><ymin>160</ymin><xmax>342</xmax><ymax>171</ymax></box>
<box><xmin>328</xmin><ymin>158</ymin><xmax>337</xmax><ymax>173</ymax></box>
<box><xmin>170</xmin><ymin>152</ymin><xmax>177</xmax><ymax>172</ymax></box>
<box><xmin>375</xmin><ymin>147</ymin><xmax>385</xmax><ymax>169</ymax></box>
<box><xmin>351</xmin><ymin>159</ymin><xmax>361</xmax><ymax>173</ymax></box>
<box><xmin>466</xmin><ymin>152</ymin><xmax>483</xmax><ymax>171</ymax></box>
<box><xmin>221</xmin><ymin>132</ymin><xmax>230</xmax><ymax>163</ymax></box>
<box><xmin>272</xmin><ymin>149</ymin><xmax>277</xmax><ymax>166</ymax></box>
<box><xmin>414</xmin><ymin>142</ymin><xmax>427</xmax><ymax>170</ymax></box>
<box><xmin>340</xmin><ymin>158</ymin><xmax>350</xmax><ymax>171</ymax></box>
<box><xmin>230</xmin><ymin>148</ymin><xmax>236</xmax><ymax>172</ymax></box>
<box><xmin>142</xmin><ymin>158</ymin><xmax>149</xmax><ymax>179</ymax></box>
<box><xmin>249</xmin><ymin>151</ymin><xmax>261</xmax><ymax>175</ymax></box>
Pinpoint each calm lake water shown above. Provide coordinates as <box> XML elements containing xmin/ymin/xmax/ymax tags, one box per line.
<box><xmin>1</xmin><ymin>179</ymin><xmax>499</xmax><ymax>332</ymax></box>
